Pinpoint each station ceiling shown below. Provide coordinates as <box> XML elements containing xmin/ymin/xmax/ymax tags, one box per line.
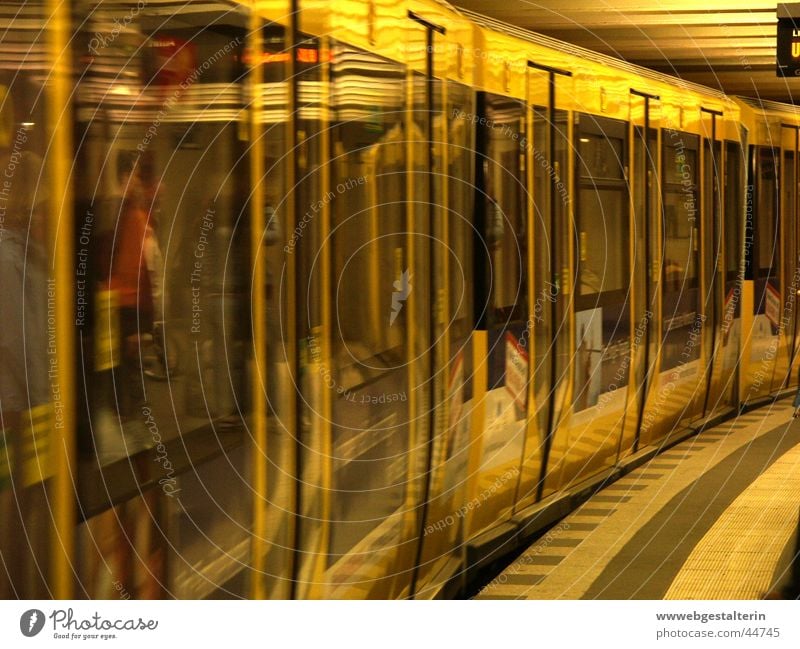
<box><xmin>452</xmin><ymin>1</ymin><xmax>796</xmax><ymax>103</ymax></box>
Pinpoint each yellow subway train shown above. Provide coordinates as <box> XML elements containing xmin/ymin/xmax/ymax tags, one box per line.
<box><xmin>1</xmin><ymin>0</ymin><xmax>798</xmax><ymax>599</ymax></box>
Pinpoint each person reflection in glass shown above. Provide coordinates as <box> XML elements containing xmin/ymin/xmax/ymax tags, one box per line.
<box><xmin>0</xmin><ymin>149</ymin><xmax>49</xmax><ymax>597</ymax></box>
<box><xmin>108</xmin><ymin>151</ymin><xmax>154</xmax><ymax>419</ymax></box>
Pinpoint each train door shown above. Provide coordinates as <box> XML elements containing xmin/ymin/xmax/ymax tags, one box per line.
<box><xmin>701</xmin><ymin>109</ymin><xmax>727</xmax><ymax>416</ymax></box>
<box><xmin>639</xmin><ymin>120</ymin><xmax>702</xmax><ymax>446</ymax></box>
<box><xmin>743</xmin><ymin>139</ymin><xmax>780</xmax><ymax>403</ymax></box>
<box><xmin>291</xmin><ymin>25</ymin><xmax>431</xmax><ymax>597</ymax></box>
<box><xmin>408</xmin><ymin>14</ymin><xmax>474</xmax><ymax>599</ymax></box>
<box><xmin>622</xmin><ymin>91</ymin><xmax>660</xmax><ymax>455</ymax></box>
<box><xmin>773</xmin><ymin>125</ymin><xmax>800</xmax><ymax>391</ymax></box>
<box><xmin>461</xmin><ymin>86</ymin><xmax>529</xmax><ymax>537</ymax></box>
<box><xmin>507</xmin><ymin>64</ymin><xmax>555</xmax><ymax>511</ymax></box>
<box><xmin>556</xmin><ymin>112</ymin><xmax>632</xmax><ymax>485</ymax></box>
<box><xmin>520</xmin><ymin>63</ymin><xmax>573</xmax><ymax>499</ymax></box>
<box><xmin>718</xmin><ymin>135</ymin><xmax>746</xmax><ymax>408</ymax></box>
<box><xmin>785</xmin><ymin>126</ymin><xmax>800</xmax><ymax>389</ymax></box>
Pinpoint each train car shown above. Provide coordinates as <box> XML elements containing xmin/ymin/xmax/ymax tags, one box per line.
<box><xmin>0</xmin><ymin>0</ymin><xmax>795</xmax><ymax>601</ymax></box>
<box><xmin>735</xmin><ymin>98</ymin><xmax>800</xmax><ymax>407</ymax></box>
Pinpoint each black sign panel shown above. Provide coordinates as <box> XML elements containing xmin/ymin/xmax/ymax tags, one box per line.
<box><xmin>778</xmin><ymin>17</ymin><xmax>800</xmax><ymax>76</ymax></box>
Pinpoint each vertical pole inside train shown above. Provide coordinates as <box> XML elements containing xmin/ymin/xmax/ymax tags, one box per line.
<box><xmin>527</xmin><ymin>61</ymin><xmax>571</xmax><ymax>501</ymax></box>
<box><xmin>48</xmin><ymin>0</ymin><xmax>77</xmax><ymax>598</ymax></box>
<box><xmin>288</xmin><ymin>0</ymin><xmax>302</xmax><ymax>599</ymax></box>
<box><xmin>248</xmin><ymin>10</ymin><xmax>268</xmax><ymax>600</ymax></box>
<box><xmin>784</xmin><ymin>124</ymin><xmax>800</xmax><ymax>379</ymax></box>
<box><xmin>700</xmin><ymin>107</ymin><xmax>722</xmax><ymax>418</ymax></box>
<box><xmin>407</xmin><ymin>10</ymin><xmax>445</xmax><ymax>599</ymax></box>
<box><xmin>630</xmin><ymin>89</ymin><xmax>659</xmax><ymax>452</ymax></box>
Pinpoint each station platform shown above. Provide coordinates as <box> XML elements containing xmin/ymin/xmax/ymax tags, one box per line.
<box><xmin>475</xmin><ymin>402</ymin><xmax>800</xmax><ymax>600</ymax></box>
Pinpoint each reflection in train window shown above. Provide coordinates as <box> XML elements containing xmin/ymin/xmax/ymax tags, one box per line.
<box><xmin>576</xmin><ymin>116</ymin><xmax>628</xmax><ymax>298</ymax></box>
<box><xmin>330</xmin><ymin>47</ymin><xmax>406</xmax><ymax>367</ymax></box>
<box><xmin>577</xmin><ymin>132</ymin><xmax>624</xmax><ymax>180</ymax></box>
<box><xmin>481</xmin><ymin>93</ymin><xmax>526</xmax><ymax>323</ymax></box>
<box><xmin>72</xmin><ymin>0</ymin><xmax>251</xmax><ymax>598</ymax></box>
<box><xmin>662</xmin><ymin>137</ymin><xmax>699</xmax><ymax>288</ymax></box>
<box><xmin>578</xmin><ymin>189</ymin><xmax>627</xmax><ymax>295</ymax></box>
<box><xmin>74</xmin><ymin>0</ymin><xmax>249</xmax><ymax>456</ymax></box>
<box><xmin>660</xmin><ymin>131</ymin><xmax>701</xmax><ymax>372</ymax></box>
<box><xmin>325</xmin><ymin>42</ymin><xmax>411</xmax><ymax>582</ymax></box>
<box><xmin>758</xmin><ymin>147</ymin><xmax>779</xmax><ymax>275</ymax></box>
<box><xmin>447</xmin><ymin>82</ymin><xmax>475</xmax><ymax>339</ymax></box>
<box><xmin>725</xmin><ymin>142</ymin><xmax>743</xmax><ymax>278</ymax></box>
<box><xmin>0</xmin><ymin>0</ymin><xmax>53</xmax><ymax>599</ymax></box>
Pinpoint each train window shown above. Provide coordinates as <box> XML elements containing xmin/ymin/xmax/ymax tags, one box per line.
<box><xmin>662</xmin><ymin>135</ymin><xmax>699</xmax><ymax>287</ymax></box>
<box><xmin>481</xmin><ymin>93</ymin><xmax>527</xmax><ymax>323</ymax></box>
<box><xmin>577</xmin><ymin>189</ymin><xmax>627</xmax><ymax>295</ymax></box>
<box><xmin>577</xmin><ymin>132</ymin><xmax>624</xmax><ymax>180</ymax></box>
<box><xmin>329</xmin><ymin>47</ymin><xmax>406</xmax><ymax>366</ymax></box>
<box><xmin>325</xmin><ymin>42</ymin><xmax>411</xmax><ymax>580</ymax></box>
<box><xmin>725</xmin><ymin>142</ymin><xmax>743</xmax><ymax>277</ymax></box>
<box><xmin>660</xmin><ymin>130</ymin><xmax>701</xmax><ymax>371</ymax></box>
<box><xmin>784</xmin><ymin>150</ymin><xmax>795</xmax><ymax>280</ymax></box>
<box><xmin>576</xmin><ymin>115</ymin><xmax>628</xmax><ymax>298</ymax></box>
<box><xmin>72</xmin><ymin>0</ymin><xmax>251</xmax><ymax>598</ymax></box>
<box><xmin>757</xmin><ymin>147</ymin><xmax>779</xmax><ymax>275</ymax></box>
<box><xmin>664</xmin><ymin>147</ymin><xmax>697</xmax><ymax>185</ymax></box>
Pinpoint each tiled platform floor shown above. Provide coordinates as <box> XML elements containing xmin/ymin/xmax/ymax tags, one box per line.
<box><xmin>476</xmin><ymin>402</ymin><xmax>800</xmax><ymax>599</ymax></box>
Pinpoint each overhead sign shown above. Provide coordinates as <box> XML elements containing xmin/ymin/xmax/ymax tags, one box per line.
<box><xmin>777</xmin><ymin>4</ymin><xmax>800</xmax><ymax>76</ymax></box>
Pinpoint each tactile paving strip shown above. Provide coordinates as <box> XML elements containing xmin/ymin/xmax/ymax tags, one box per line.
<box><xmin>664</xmin><ymin>441</ymin><xmax>800</xmax><ymax>599</ymax></box>
<box><xmin>475</xmin><ymin>402</ymin><xmax>797</xmax><ymax>599</ymax></box>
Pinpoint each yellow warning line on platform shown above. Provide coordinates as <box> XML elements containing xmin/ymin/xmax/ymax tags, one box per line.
<box><xmin>665</xmin><ymin>439</ymin><xmax>800</xmax><ymax>599</ymax></box>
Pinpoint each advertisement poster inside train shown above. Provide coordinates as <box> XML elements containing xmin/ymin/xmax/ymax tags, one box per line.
<box><xmin>504</xmin><ymin>332</ymin><xmax>528</xmax><ymax>413</ymax></box>
<box><xmin>574</xmin><ymin>308</ymin><xmax>603</xmax><ymax>411</ymax></box>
